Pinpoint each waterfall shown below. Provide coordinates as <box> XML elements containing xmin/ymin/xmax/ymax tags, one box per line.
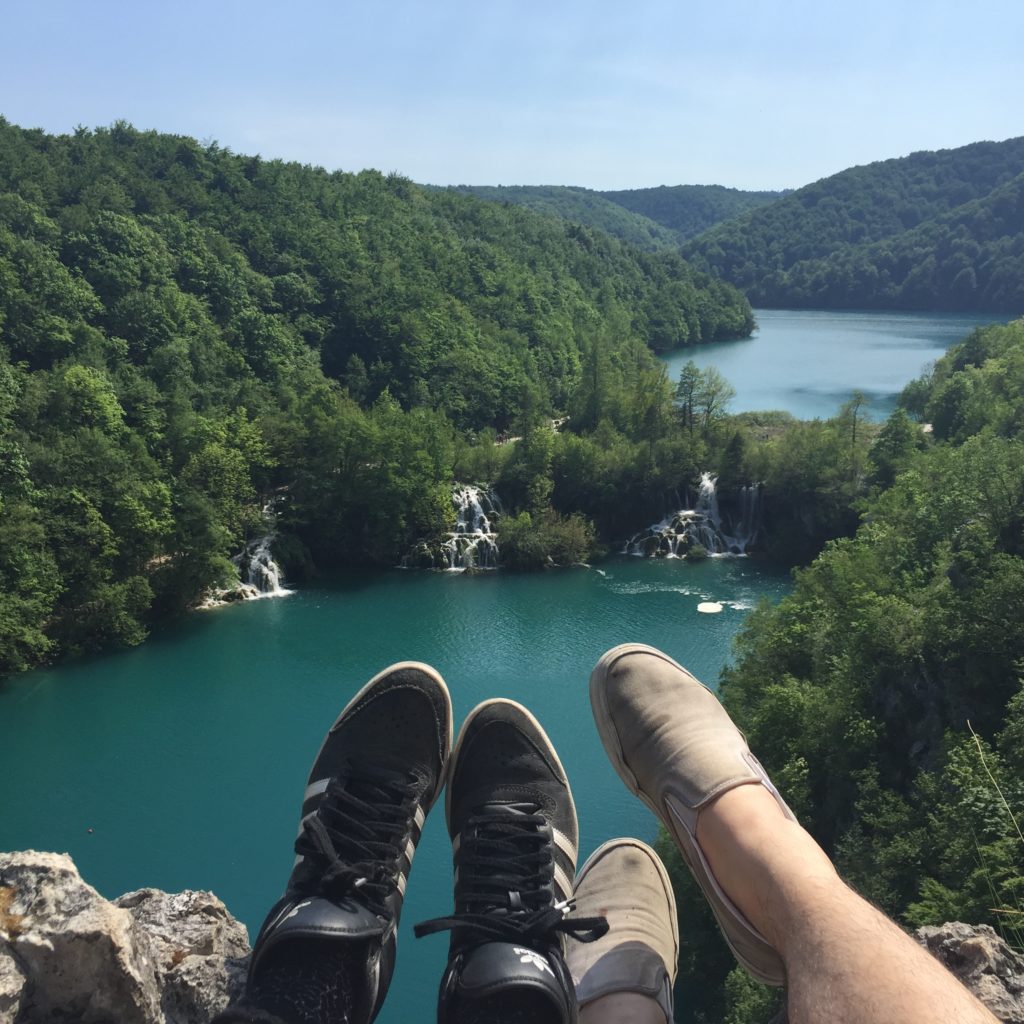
<box><xmin>624</xmin><ymin>473</ymin><xmax>762</xmax><ymax>558</ymax></box>
<box><xmin>731</xmin><ymin>482</ymin><xmax>763</xmax><ymax>551</ymax></box>
<box><xmin>201</xmin><ymin>500</ymin><xmax>291</xmax><ymax>606</ymax></box>
<box><xmin>232</xmin><ymin>534</ymin><xmax>289</xmax><ymax>597</ymax></box>
<box><xmin>403</xmin><ymin>485</ymin><xmax>502</xmax><ymax>571</ymax></box>
<box><xmin>443</xmin><ymin>485</ymin><xmax>501</xmax><ymax>570</ymax></box>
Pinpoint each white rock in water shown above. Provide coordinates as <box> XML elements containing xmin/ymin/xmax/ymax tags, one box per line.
<box><xmin>697</xmin><ymin>601</ymin><xmax>724</xmax><ymax>613</ymax></box>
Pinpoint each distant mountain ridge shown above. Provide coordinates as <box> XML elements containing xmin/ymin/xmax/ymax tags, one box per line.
<box><xmin>440</xmin><ymin>184</ymin><xmax>684</xmax><ymax>251</ymax></box>
<box><xmin>449</xmin><ymin>138</ymin><xmax>1024</xmax><ymax>314</ymax></box>
<box><xmin>442</xmin><ymin>183</ymin><xmax>784</xmax><ymax>250</ymax></box>
<box><xmin>601</xmin><ymin>184</ymin><xmax>784</xmax><ymax>240</ymax></box>
<box><xmin>683</xmin><ymin>137</ymin><xmax>1024</xmax><ymax>313</ymax></box>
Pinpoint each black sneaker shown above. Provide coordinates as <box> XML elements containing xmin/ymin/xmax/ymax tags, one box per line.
<box><xmin>243</xmin><ymin>662</ymin><xmax>453</xmax><ymax>1024</ymax></box>
<box><xmin>415</xmin><ymin>699</ymin><xmax>607</xmax><ymax>1024</ymax></box>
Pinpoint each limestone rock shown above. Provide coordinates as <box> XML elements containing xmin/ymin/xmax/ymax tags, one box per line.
<box><xmin>0</xmin><ymin>944</ymin><xmax>26</xmax><ymax>1024</ymax></box>
<box><xmin>3</xmin><ymin>853</ymin><xmax>1024</xmax><ymax>1024</ymax></box>
<box><xmin>1</xmin><ymin>851</ymin><xmax>160</xmax><ymax>1023</ymax></box>
<box><xmin>114</xmin><ymin>888</ymin><xmax>250</xmax><ymax>1023</ymax></box>
<box><xmin>0</xmin><ymin>851</ymin><xmax>250</xmax><ymax>1024</ymax></box>
<box><xmin>918</xmin><ymin>922</ymin><xmax>1024</xmax><ymax>1023</ymax></box>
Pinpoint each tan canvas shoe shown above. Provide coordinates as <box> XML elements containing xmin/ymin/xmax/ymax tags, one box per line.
<box><xmin>567</xmin><ymin>839</ymin><xmax>679</xmax><ymax>1023</ymax></box>
<box><xmin>589</xmin><ymin>643</ymin><xmax>795</xmax><ymax>986</ymax></box>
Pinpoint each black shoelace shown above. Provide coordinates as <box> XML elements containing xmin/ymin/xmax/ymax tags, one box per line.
<box><xmin>414</xmin><ymin>804</ymin><xmax>608</xmax><ymax>946</ymax></box>
<box><xmin>294</xmin><ymin>763</ymin><xmax>420</xmax><ymax>919</ymax></box>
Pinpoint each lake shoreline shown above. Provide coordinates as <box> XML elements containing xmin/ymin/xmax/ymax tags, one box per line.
<box><xmin>660</xmin><ymin>307</ymin><xmax>1005</xmax><ymax>421</ymax></box>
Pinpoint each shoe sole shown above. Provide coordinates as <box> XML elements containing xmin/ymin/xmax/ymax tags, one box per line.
<box><xmin>446</xmin><ymin>697</ymin><xmax>578</xmax><ymax>846</ymax></box>
<box><xmin>575</xmin><ymin>838</ymin><xmax>680</xmax><ymax>969</ymax></box>
<box><xmin>325</xmin><ymin>660</ymin><xmax>454</xmax><ymax>811</ymax></box>
<box><xmin>589</xmin><ymin>643</ymin><xmax>785</xmax><ymax>987</ymax></box>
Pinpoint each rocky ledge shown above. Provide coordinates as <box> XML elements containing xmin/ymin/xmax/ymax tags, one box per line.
<box><xmin>918</xmin><ymin>923</ymin><xmax>1024</xmax><ymax>1024</ymax></box>
<box><xmin>0</xmin><ymin>852</ymin><xmax>248</xmax><ymax>1024</ymax></box>
<box><xmin>2</xmin><ymin>851</ymin><xmax>1024</xmax><ymax>1023</ymax></box>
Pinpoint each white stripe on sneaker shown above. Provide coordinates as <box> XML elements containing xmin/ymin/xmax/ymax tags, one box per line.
<box><xmin>304</xmin><ymin>778</ymin><xmax>330</xmax><ymax>803</ymax></box>
<box><xmin>554</xmin><ymin>863</ymin><xmax>574</xmax><ymax>901</ymax></box>
<box><xmin>552</xmin><ymin>827</ymin><xmax>577</xmax><ymax>864</ymax></box>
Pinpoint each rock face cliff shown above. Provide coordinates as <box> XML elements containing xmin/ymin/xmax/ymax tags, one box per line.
<box><xmin>0</xmin><ymin>852</ymin><xmax>248</xmax><ymax>1024</ymax></box>
<box><xmin>2</xmin><ymin>851</ymin><xmax>1024</xmax><ymax>1023</ymax></box>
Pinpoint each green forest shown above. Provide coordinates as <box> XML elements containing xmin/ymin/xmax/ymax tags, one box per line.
<box><xmin>661</xmin><ymin>318</ymin><xmax>1024</xmax><ymax>1023</ymax></box>
<box><xmin>449</xmin><ymin>140</ymin><xmax>1024</xmax><ymax>315</ymax></box>
<box><xmin>684</xmin><ymin>137</ymin><xmax>1024</xmax><ymax>312</ymax></box>
<box><xmin>0</xmin><ymin>118</ymin><xmax>761</xmax><ymax>677</ymax></box>
<box><xmin>8</xmin><ymin>119</ymin><xmax>1001</xmax><ymax>683</ymax></box>
<box><xmin>442</xmin><ymin>184</ymin><xmax>685</xmax><ymax>251</ymax></box>
<box><xmin>600</xmin><ymin>184</ymin><xmax>783</xmax><ymax>242</ymax></box>
<box><xmin>446</xmin><ymin>183</ymin><xmax>783</xmax><ymax>251</ymax></box>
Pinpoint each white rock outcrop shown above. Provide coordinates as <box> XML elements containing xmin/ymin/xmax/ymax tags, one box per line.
<box><xmin>3</xmin><ymin>851</ymin><xmax>1024</xmax><ymax>1023</ymax></box>
<box><xmin>0</xmin><ymin>851</ymin><xmax>249</xmax><ymax>1024</ymax></box>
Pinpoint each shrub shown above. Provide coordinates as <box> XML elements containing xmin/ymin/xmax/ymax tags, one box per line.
<box><xmin>498</xmin><ymin>510</ymin><xmax>596</xmax><ymax>570</ymax></box>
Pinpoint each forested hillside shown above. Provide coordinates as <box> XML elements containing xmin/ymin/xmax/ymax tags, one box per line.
<box><xmin>600</xmin><ymin>183</ymin><xmax>783</xmax><ymax>241</ymax></box>
<box><xmin>685</xmin><ymin>137</ymin><xmax>1024</xmax><ymax>312</ymax></box>
<box><xmin>661</xmin><ymin>318</ymin><xmax>1024</xmax><ymax>1023</ymax></box>
<box><xmin>0</xmin><ymin>118</ymin><xmax>754</xmax><ymax>676</ymax></box>
<box><xmin>443</xmin><ymin>184</ymin><xmax>683</xmax><ymax>251</ymax></box>
<box><xmin>446</xmin><ymin>182</ymin><xmax>784</xmax><ymax>250</ymax></box>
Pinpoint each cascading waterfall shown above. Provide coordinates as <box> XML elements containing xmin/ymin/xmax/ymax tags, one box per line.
<box><xmin>404</xmin><ymin>485</ymin><xmax>502</xmax><ymax>571</ymax></box>
<box><xmin>443</xmin><ymin>485</ymin><xmax>501</xmax><ymax>570</ymax></box>
<box><xmin>731</xmin><ymin>482</ymin><xmax>763</xmax><ymax>550</ymax></box>
<box><xmin>202</xmin><ymin>500</ymin><xmax>291</xmax><ymax>606</ymax></box>
<box><xmin>232</xmin><ymin>534</ymin><xmax>288</xmax><ymax>597</ymax></box>
<box><xmin>624</xmin><ymin>473</ymin><xmax>762</xmax><ymax>558</ymax></box>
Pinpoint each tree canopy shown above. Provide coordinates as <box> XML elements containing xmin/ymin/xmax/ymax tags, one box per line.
<box><xmin>684</xmin><ymin>137</ymin><xmax>1024</xmax><ymax>312</ymax></box>
<box><xmin>599</xmin><ymin>183</ymin><xmax>784</xmax><ymax>242</ymax></box>
<box><xmin>0</xmin><ymin>117</ymin><xmax>756</xmax><ymax>677</ymax></box>
<box><xmin>444</xmin><ymin>182</ymin><xmax>784</xmax><ymax>250</ymax></box>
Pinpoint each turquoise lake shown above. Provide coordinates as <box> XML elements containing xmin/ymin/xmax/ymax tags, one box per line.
<box><xmin>0</xmin><ymin>559</ymin><xmax>788</xmax><ymax>1021</ymax></box>
<box><xmin>662</xmin><ymin>308</ymin><xmax>1004</xmax><ymax>420</ymax></box>
<box><xmin>0</xmin><ymin>307</ymin><xmax>1010</xmax><ymax>1020</ymax></box>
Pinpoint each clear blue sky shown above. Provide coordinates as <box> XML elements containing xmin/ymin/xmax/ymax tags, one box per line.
<box><xmin>3</xmin><ymin>0</ymin><xmax>1022</xmax><ymax>190</ymax></box>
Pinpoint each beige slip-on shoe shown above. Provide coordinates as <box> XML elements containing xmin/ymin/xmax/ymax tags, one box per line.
<box><xmin>589</xmin><ymin>643</ymin><xmax>795</xmax><ymax>986</ymax></box>
<box><xmin>567</xmin><ymin>838</ymin><xmax>679</xmax><ymax>1023</ymax></box>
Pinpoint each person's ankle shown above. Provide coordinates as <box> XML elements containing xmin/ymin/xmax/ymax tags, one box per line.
<box><xmin>695</xmin><ymin>783</ymin><xmax>837</xmax><ymax>952</ymax></box>
<box><xmin>696</xmin><ymin>780</ymin><xmax>789</xmax><ymax>848</ymax></box>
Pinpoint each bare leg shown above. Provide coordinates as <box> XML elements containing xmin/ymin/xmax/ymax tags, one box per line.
<box><xmin>580</xmin><ymin>992</ymin><xmax>666</xmax><ymax>1024</ymax></box>
<box><xmin>696</xmin><ymin>783</ymin><xmax>999</xmax><ymax>1024</ymax></box>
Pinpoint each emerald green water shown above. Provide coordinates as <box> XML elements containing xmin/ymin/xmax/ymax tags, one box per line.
<box><xmin>0</xmin><ymin>558</ymin><xmax>787</xmax><ymax>1021</ymax></box>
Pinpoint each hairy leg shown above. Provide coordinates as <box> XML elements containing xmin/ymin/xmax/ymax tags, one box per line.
<box><xmin>696</xmin><ymin>784</ymin><xmax>998</xmax><ymax>1024</ymax></box>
